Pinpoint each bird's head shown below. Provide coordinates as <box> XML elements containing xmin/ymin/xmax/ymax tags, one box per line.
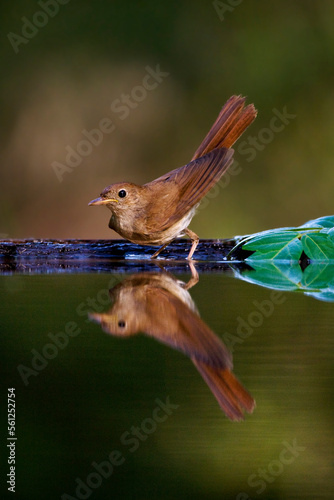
<box><xmin>88</xmin><ymin>182</ymin><xmax>144</xmax><ymax>214</ymax></box>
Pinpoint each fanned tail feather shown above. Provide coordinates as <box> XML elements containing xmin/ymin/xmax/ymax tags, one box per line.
<box><xmin>192</xmin><ymin>358</ymin><xmax>256</xmax><ymax>421</ymax></box>
<box><xmin>192</xmin><ymin>95</ymin><xmax>257</xmax><ymax>161</ymax></box>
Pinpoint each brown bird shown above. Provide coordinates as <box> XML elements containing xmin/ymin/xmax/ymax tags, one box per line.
<box><xmin>89</xmin><ymin>269</ymin><xmax>255</xmax><ymax>421</ymax></box>
<box><xmin>89</xmin><ymin>95</ymin><xmax>257</xmax><ymax>259</ymax></box>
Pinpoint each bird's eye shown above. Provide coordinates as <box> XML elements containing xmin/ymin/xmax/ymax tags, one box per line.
<box><xmin>118</xmin><ymin>189</ymin><xmax>126</xmax><ymax>198</ymax></box>
<box><xmin>118</xmin><ymin>320</ymin><xmax>126</xmax><ymax>328</ymax></box>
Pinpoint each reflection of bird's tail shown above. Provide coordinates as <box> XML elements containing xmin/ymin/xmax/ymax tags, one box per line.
<box><xmin>192</xmin><ymin>358</ymin><xmax>255</xmax><ymax>421</ymax></box>
<box><xmin>192</xmin><ymin>95</ymin><xmax>257</xmax><ymax>160</ymax></box>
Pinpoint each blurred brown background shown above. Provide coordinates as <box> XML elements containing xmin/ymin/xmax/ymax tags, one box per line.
<box><xmin>1</xmin><ymin>1</ymin><xmax>334</xmax><ymax>240</ymax></box>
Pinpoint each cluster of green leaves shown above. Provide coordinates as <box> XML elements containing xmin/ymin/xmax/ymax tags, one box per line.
<box><xmin>228</xmin><ymin>216</ymin><xmax>334</xmax><ymax>301</ymax></box>
<box><xmin>229</xmin><ymin>215</ymin><xmax>334</xmax><ymax>262</ymax></box>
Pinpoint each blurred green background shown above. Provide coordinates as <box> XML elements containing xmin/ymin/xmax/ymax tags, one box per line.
<box><xmin>1</xmin><ymin>0</ymin><xmax>334</xmax><ymax>240</ymax></box>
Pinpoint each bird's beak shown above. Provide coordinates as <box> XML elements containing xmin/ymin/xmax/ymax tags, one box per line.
<box><xmin>88</xmin><ymin>312</ymin><xmax>108</xmax><ymax>322</ymax></box>
<box><xmin>88</xmin><ymin>197</ymin><xmax>118</xmax><ymax>206</ymax></box>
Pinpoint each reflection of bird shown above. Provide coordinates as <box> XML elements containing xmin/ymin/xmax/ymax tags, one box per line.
<box><xmin>89</xmin><ymin>95</ymin><xmax>257</xmax><ymax>259</ymax></box>
<box><xmin>89</xmin><ymin>270</ymin><xmax>255</xmax><ymax>421</ymax></box>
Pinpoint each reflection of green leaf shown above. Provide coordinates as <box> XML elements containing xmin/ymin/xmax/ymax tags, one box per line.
<box><xmin>234</xmin><ymin>262</ymin><xmax>303</xmax><ymax>291</ymax></box>
<box><xmin>305</xmin><ymin>290</ymin><xmax>334</xmax><ymax>302</ymax></box>
<box><xmin>278</xmin><ymin>262</ymin><xmax>304</xmax><ymax>284</ymax></box>
<box><xmin>233</xmin><ymin>262</ymin><xmax>334</xmax><ymax>302</ymax></box>
<box><xmin>301</xmin><ymin>263</ymin><xmax>334</xmax><ymax>289</ymax></box>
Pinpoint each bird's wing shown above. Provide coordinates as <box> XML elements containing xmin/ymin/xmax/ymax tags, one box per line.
<box><xmin>144</xmin><ymin>147</ymin><xmax>233</xmax><ymax>232</ymax></box>
<box><xmin>142</xmin><ymin>286</ymin><xmax>233</xmax><ymax>370</ymax></box>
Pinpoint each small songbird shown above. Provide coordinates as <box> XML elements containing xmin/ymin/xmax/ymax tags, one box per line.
<box><xmin>89</xmin><ymin>95</ymin><xmax>257</xmax><ymax>259</ymax></box>
<box><xmin>89</xmin><ymin>269</ymin><xmax>255</xmax><ymax>421</ymax></box>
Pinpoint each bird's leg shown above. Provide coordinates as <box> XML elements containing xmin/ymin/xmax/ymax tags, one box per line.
<box><xmin>184</xmin><ymin>228</ymin><xmax>199</xmax><ymax>260</ymax></box>
<box><xmin>151</xmin><ymin>242</ymin><xmax>171</xmax><ymax>259</ymax></box>
<box><xmin>151</xmin><ymin>228</ymin><xmax>199</xmax><ymax>260</ymax></box>
<box><xmin>184</xmin><ymin>261</ymin><xmax>199</xmax><ymax>290</ymax></box>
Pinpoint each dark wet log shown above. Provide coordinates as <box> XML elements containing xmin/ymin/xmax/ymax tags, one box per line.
<box><xmin>0</xmin><ymin>238</ymin><xmax>239</xmax><ymax>274</ymax></box>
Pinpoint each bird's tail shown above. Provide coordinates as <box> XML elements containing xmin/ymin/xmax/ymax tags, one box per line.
<box><xmin>192</xmin><ymin>95</ymin><xmax>257</xmax><ymax>161</ymax></box>
<box><xmin>192</xmin><ymin>358</ymin><xmax>255</xmax><ymax>421</ymax></box>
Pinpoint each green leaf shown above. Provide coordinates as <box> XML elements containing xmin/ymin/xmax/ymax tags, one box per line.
<box><xmin>301</xmin><ymin>215</ymin><xmax>334</xmax><ymax>229</ymax></box>
<box><xmin>243</xmin><ymin>231</ymin><xmax>303</xmax><ymax>261</ymax></box>
<box><xmin>326</xmin><ymin>228</ymin><xmax>334</xmax><ymax>244</ymax></box>
<box><xmin>228</xmin><ymin>214</ymin><xmax>334</xmax><ymax>262</ymax></box>
<box><xmin>301</xmin><ymin>233</ymin><xmax>334</xmax><ymax>261</ymax></box>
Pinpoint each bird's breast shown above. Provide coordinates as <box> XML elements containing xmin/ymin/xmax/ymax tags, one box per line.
<box><xmin>108</xmin><ymin>199</ymin><xmax>198</xmax><ymax>247</ymax></box>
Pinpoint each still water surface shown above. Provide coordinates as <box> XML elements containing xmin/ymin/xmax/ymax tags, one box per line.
<box><xmin>2</xmin><ymin>264</ymin><xmax>334</xmax><ymax>499</ymax></box>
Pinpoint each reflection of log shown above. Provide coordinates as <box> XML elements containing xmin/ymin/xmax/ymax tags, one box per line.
<box><xmin>0</xmin><ymin>238</ymin><xmax>238</xmax><ymax>274</ymax></box>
